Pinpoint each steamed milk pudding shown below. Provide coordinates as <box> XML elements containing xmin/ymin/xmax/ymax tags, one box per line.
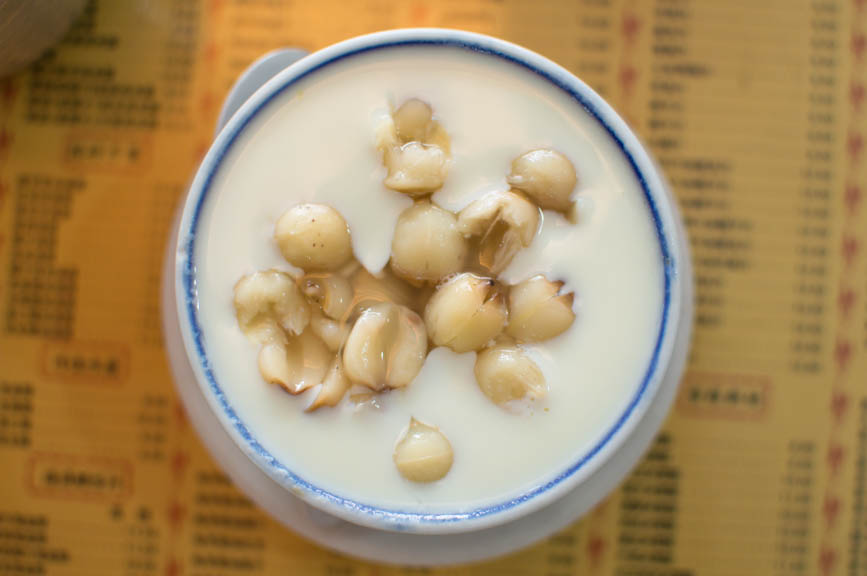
<box><xmin>234</xmin><ymin>99</ymin><xmax>576</xmax><ymax>482</ymax></box>
<box><xmin>195</xmin><ymin>47</ymin><xmax>664</xmax><ymax>509</ymax></box>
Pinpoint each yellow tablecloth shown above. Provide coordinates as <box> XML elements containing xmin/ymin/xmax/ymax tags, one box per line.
<box><xmin>1</xmin><ymin>1</ymin><xmax>865</xmax><ymax>574</ymax></box>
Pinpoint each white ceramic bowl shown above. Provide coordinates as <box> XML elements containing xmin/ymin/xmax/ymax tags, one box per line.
<box><xmin>161</xmin><ymin>28</ymin><xmax>693</xmax><ymax>565</ymax></box>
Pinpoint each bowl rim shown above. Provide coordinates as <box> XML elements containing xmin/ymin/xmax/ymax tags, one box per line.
<box><xmin>173</xmin><ymin>28</ymin><xmax>684</xmax><ymax>534</ymax></box>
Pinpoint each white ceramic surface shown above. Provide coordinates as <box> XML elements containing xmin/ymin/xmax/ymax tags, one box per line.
<box><xmin>161</xmin><ymin>29</ymin><xmax>693</xmax><ymax>565</ymax></box>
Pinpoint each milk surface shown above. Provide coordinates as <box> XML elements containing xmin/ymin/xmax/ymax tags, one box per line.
<box><xmin>193</xmin><ymin>47</ymin><xmax>664</xmax><ymax>512</ymax></box>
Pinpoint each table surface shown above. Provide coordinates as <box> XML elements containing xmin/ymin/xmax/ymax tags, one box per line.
<box><xmin>0</xmin><ymin>1</ymin><xmax>865</xmax><ymax>574</ymax></box>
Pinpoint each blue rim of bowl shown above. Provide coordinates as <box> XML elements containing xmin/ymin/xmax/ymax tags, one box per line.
<box><xmin>180</xmin><ymin>35</ymin><xmax>674</xmax><ymax>528</ymax></box>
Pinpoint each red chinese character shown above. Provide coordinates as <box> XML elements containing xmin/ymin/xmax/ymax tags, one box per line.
<box><xmin>837</xmin><ymin>287</ymin><xmax>856</xmax><ymax>318</ymax></box>
<box><xmin>845</xmin><ymin>184</ymin><xmax>862</xmax><ymax>216</ymax></box>
<box><xmin>622</xmin><ymin>13</ymin><xmax>641</xmax><ymax>44</ymax></box>
<box><xmin>167</xmin><ymin>501</ymin><xmax>186</xmax><ymax>529</ymax></box>
<box><xmin>834</xmin><ymin>338</ymin><xmax>852</xmax><ymax>372</ymax></box>
<box><xmin>619</xmin><ymin>65</ymin><xmax>637</xmax><ymax>98</ymax></box>
<box><xmin>852</xmin><ymin>82</ymin><xmax>865</xmax><ymax>111</ymax></box>
<box><xmin>827</xmin><ymin>443</ymin><xmax>844</xmax><ymax>475</ymax></box>
<box><xmin>171</xmin><ymin>451</ymin><xmax>189</xmax><ymax>480</ymax></box>
<box><xmin>842</xmin><ymin>235</ymin><xmax>859</xmax><ymax>268</ymax></box>
<box><xmin>820</xmin><ymin>545</ymin><xmax>837</xmax><ymax>576</ymax></box>
<box><xmin>1</xmin><ymin>80</ymin><xmax>16</xmax><ymax>106</ymax></box>
<box><xmin>587</xmin><ymin>535</ymin><xmax>606</xmax><ymax>567</ymax></box>
<box><xmin>165</xmin><ymin>558</ymin><xmax>182</xmax><ymax>576</ymax></box>
<box><xmin>854</xmin><ymin>32</ymin><xmax>867</xmax><ymax>59</ymax></box>
<box><xmin>847</xmin><ymin>131</ymin><xmax>863</xmax><ymax>162</ymax></box>
<box><xmin>823</xmin><ymin>494</ymin><xmax>841</xmax><ymax>527</ymax></box>
<box><xmin>831</xmin><ymin>390</ymin><xmax>849</xmax><ymax>424</ymax></box>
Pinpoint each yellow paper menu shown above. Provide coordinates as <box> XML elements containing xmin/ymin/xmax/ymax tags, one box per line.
<box><xmin>0</xmin><ymin>0</ymin><xmax>865</xmax><ymax>574</ymax></box>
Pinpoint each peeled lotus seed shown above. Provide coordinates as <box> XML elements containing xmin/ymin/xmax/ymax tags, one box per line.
<box><xmin>507</xmin><ymin>275</ymin><xmax>576</xmax><ymax>342</ymax></box>
<box><xmin>300</xmin><ymin>273</ymin><xmax>353</xmax><ymax>320</ymax></box>
<box><xmin>390</xmin><ymin>202</ymin><xmax>468</xmax><ymax>284</ymax></box>
<box><xmin>350</xmin><ymin>267</ymin><xmax>419</xmax><ymax>312</ymax></box>
<box><xmin>474</xmin><ymin>343</ymin><xmax>546</xmax><ymax>406</ymax></box>
<box><xmin>308</xmin><ymin>308</ymin><xmax>349</xmax><ymax>351</ymax></box>
<box><xmin>393</xmin><ymin>418</ymin><xmax>453</xmax><ymax>483</ymax></box>
<box><xmin>424</xmin><ymin>122</ymin><xmax>451</xmax><ymax>154</ymax></box>
<box><xmin>344</xmin><ymin>307</ymin><xmax>391</xmax><ymax>388</ymax></box>
<box><xmin>342</xmin><ymin>302</ymin><xmax>427</xmax><ymax>390</ymax></box>
<box><xmin>234</xmin><ymin>270</ymin><xmax>310</xmax><ymax>340</ymax></box>
<box><xmin>257</xmin><ymin>331</ymin><xmax>331</xmax><ymax>395</ymax></box>
<box><xmin>507</xmin><ymin>149</ymin><xmax>577</xmax><ymax>212</ymax></box>
<box><xmin>274</xmin><ymin>204</ymin><xmax>353</xmax><ymax>271</ymax></box>
<box><xmin>387</xmin><ymin>310</ymin><xmax>430</xmax><ymax>389</ymax></box>
<box><xmin>393</xmin><ymin>98</ymin><xmax>434</xmax><ymax>142</ymax></box>
<box><xmin>458</xmin><ymin>190</ymin><xmax>539</xmax><ymax>245</ymax></box>
<box><xmin>257</xmin><ymin>340</ymin><xmax>292</xmax><ymax>387</ymax></box>
<box><xmin>457</xmin><ymin>190</ymin><xmax>541</xmax><ymax>274</ymax></box>
<box><xmin>374</xmin><ymin>114</ymin><xmax>398</xmax><ymax>151</ymax></box>
<box><xmin>376</xmin><ymin>98</ymin><xmax>451</xmax><ymax>195</ymax></box>
<box><xmin>307</xmin><ymin>357</ymin><xmax>351</xmax><ymax>411</ymax></box>
<box><xmin>424</xmin><ymin>273</ymin><xmax>507</xmax><ymax>353</ymax></box>
<box><xmin>383</xmin><ymin>142</ymin><xmax>448</xmax><ymax>195</ymax></box>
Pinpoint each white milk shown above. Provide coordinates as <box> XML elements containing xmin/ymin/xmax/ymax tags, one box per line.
<box><xmin>193</xmin><ymin>47</ymin><xmax>664</xmax><ymax>512</ymax></box>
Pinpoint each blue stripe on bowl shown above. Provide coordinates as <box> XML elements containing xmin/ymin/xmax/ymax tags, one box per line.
<box><xmin>181</xmin><ymin>37</ymin><xmax>674</xmax><ymax>527</ymax></box>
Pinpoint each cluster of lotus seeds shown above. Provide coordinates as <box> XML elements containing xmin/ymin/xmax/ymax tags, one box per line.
<box><xmin>233</xmin><ymin>98</ymin><xmax>579</xmax><ymax>484</ymax></box>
